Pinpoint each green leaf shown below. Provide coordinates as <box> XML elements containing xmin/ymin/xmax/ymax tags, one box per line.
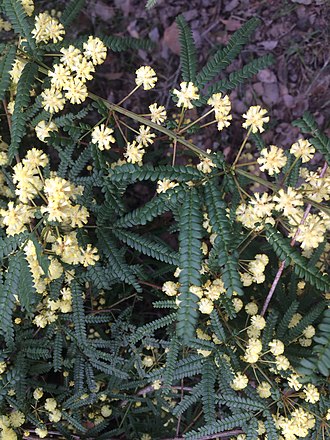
<box><xmin>0</xmin><ymin>255</ymin><xmax>21</xmax><ymax>346</ymax></box>
<box><xmin>107</xmin><ymin>163</ymin><xmax>204</xmax><ymax>186</ymax></box>
<box><xmin>71</xmin><ymin>281</ymin><xmax>87</xmax><ymax>345</ymax></box>
<box><xmin>2</xmin><ymin>0</ymin><xmax>36</xmax><ymax>51</ymax></box>
<box><xmin>0</xmin><ymin>45</ymin><xmax>16</xmax><ymax>100</ymax></box>
<box><xmin>265</xmin><ymin>225</ymin><xmax>330</xmax><ymax>292</ymax></box>
<box><xmin>9</xmin><ymin>62</ymin><xmax>38</xmax><ymax>161</ymax></box>
<box><xmin>196</xmin><ymin>17</ymin><xmax>261</xmax><ymax>89</ymax></box>
<box><xmin>200</xmin><ymin>358</ymin><xmax>217</xmax><ymax>424</ymax></box>
<box><xmin>97</xmin><ymin>230</ymin><xmax>142</xmax><ymax>292</ymax></box>
<box><xmin>100</xmin><ymin>35</ymin><xmax>153</xmax><ymax>52</ymax></box>
<box><xmin>145</xmin><ymin>0</ymin><xmax>158</xmax><ymax>8</ymax></box>
<box><xmin>176</xmin><ymin>15</ymin><xmax>197</xmax><ymax>83</ymax></box>
<box><xmin>204</xmin><ymin>181</ymin><xmax>244</xmax><ymax>297</ymax></box>
<box><xmin>0</xmin><ymin>231</ymin><xmax>29</xmax><ymax>260</ymax></box>
<box><xmin>293</xmin><ymin>111</ymin><xmax>330</xmax><ymax>164</ymax></box>
<box><xmin>18</xmin><ymin>254</ymin><xmax>38</xmax><ymax>313</ymax></box>
<box><xmin>60</xmin><ymin>0</ymin><xmax>85</xmax><ymax>27</ymax></box>
<box><xmin>201</xmin><ymin>54</ymin><xmax>274</xmax><ymax>103</ymax></box>
<box><xmin>113</xmin><ymin>229</ymin><xmax>179</xmax><ymax>266</ymax></box>
<box><xmin>176</xmin><ymin>188</ymin><xmax>203</xmax><ymax>342</ymax></box>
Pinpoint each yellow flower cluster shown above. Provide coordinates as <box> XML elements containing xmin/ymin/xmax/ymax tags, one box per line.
<box><xmin>92</xmin><ymin>124</ymin><xmax>115</xmax><ymax>151</ymax></box>
<box><xmin>197</xmin><ymin>149</ymin><xmax>217</xmax><ymax>174</ymax></box>
<box><xmin>156</xmin><ymin>179</ymin><xmax>179</xmax><ymax>194</ymax></box>
<box><xmin>135</xmin><ymin>66</ymin><xmax>158</xmax><ymax>90</ymax></box>
<box><xmin>242</xmin><ymin>105</ymin><xmax>269</xmax><ymax>133</ymax></box>
<box><xmin>149</xmin><ymin>103</ymin><xmax>167</xmax><ymax>124</ymax></box>
<box><xmin>41</xmin><ymin>37</ymin><xmax>107</xmax><ymax>113</ymax></box>
<box><xmin>0</xmin><ymin>411</ymin><xmax>25</xmax><ymax>440</ymax></box>
<box><xmin>236</xmin><ymin>177</ymin><xmax>330</xmax><ymax>254</ymax></box>
<box><xmin>207</xmin><ymin>93</ymin><xmax>232</xmax><ymax>131</ymax></box>
<box><xmin>21</xmin><ymin>0</ymin><xmax>34</xmax><ymax>16</ymax></box>
<box><xmin>32</xmin><ymin>11</ymin><xmax>65</xmax><ymax>44</ymax></box>
<box><xmin>275</xmin><ymin>408</ymin><xmax>315</xmax><ymax>440</ymax></box>
<box><xmin>162</xmin><ymin>276</ymin><xmax>226</xmax><ymax>315</ymax></box>
<box><xmin>173</xmin><ymin>82</ymin><xmax>200</xmax><ymax>109</ymax></box>
<box><xmin>124</xmin><ymin>125</ymin><xmax>156</xmax><ymax>165</ymax></box>
<box><xmin>240</xmin><ymin>254</ymin><xmax>269</xmax><ymax>286</ymax></box>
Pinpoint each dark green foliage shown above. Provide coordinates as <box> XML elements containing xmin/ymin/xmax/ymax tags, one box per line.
<box><xmin>114</xmin><ymin>187</ymin><xmax>184</xmax><ymax>228</ymax></box>
<box><xmin>266</xmin><ymin>225</ymin><xmax>330</xmax><ymax>292</ymax></box>
<box><xmin>204</xmin><ymin>181</ymin><xmax>244</xmax><ymax>296</ymax></box>
<box><xmin>201</xmin><ymin>54</ymin><xmax>274</xmax><ymax>103</ymax></box>
<box><xmin>161</xmin><ymin>336</ymin><xmax>181</xmax><ymax>394</ymax></box>
<box><xmin>176</xmin><ymin>188</ymin><xmax>203</xmax><ymax>342</ymax></box>
<box><xmin>185</xmin><ymin>414</ymin><xmax>250</xmax><ymax>439</ymax></box>
<box><xmin>196</xmin><ymin>17</ymin><xmax>261</xmax><ymax>88</ymax></box>
<box><xmin>0</xmin><ymin>7</ymin><xmax>327</xmax><ymax>439</ymax></box>
<box><xmin>108</xmin><ymin>163</ymin><xmax>204</xmax><ymax>186</ymax></box>
<box><xmin>210</xmin><ymin>309</ymin><xmax>226</xmax><ymax>342</ymax></box>
<box><xmin>97</xmin><ymin>229</ymin><xmax>142</xmax><ymax>292</ymax></box>
<box><xmin>101</xmin><ymin>35</ymin><xmax>154</xmax><ymax>52</ymax></box>
<box><xmin>276</xmin><ymin>300</ymin><xmax>299</xmax><ymax>339</ymax></box>
<box><xmin>200</xmin><ymin>358</ymin><xmax>217</xmax><ymax>424</ymax></box>
<box><xmin>113</xmin><ymin>228</ymin><xmax>179</xmax><ymax>265</ymax></box>
<box><xmin>71</xmin><ymin>281</ymin><xmax>87</xmax><ymax>345</ymax></box>
<box><xmin>0</xmin><ymin>255</ymin><xmax>21</xmax><ymax>346</ymax></box>
<box><xmin>299</xmin><ymin>308</ymin><xmax>330</xmax><ymax>378</ymax></box>
<box><xmin>172</xmin><ymin>382</ymin><xmax>203</xmax><ymax>417</ymax></box>
<box><xmin>293</xmin><ymin>112</ymin><xmax>330</xmax><ymax>164</ymax></box>
<box><xmin>2</xmin><ymin>0</ymin><xmax>35</xmax><ymax>51</ymax></box>
<box><xmin>130</xmin><ymin>313</ymin><xmax>177</xmax><ymax>344</ymax></box>
<box><xmin>9</xmin><ymin>62</ymin><xmax>38</xmax><ymax>161</ymax></box>
<box><xmin>17</xmin><ymin>254</ymin><xmax>38</xmax><ymax>312</ymax></box>
<box><xmin>176</xmin><ymin>15</ymin><xmax>197</xmax><ymax>83</ymax></box>
<box><xmin>0</xmin><ymin>45</ymin><xmax>16</xmax><ymax>100</ymax></box>
<box><xmin>0</xmin><ymin>231</ymin><xmax>28</xmax><ymax>260</ymax></box>
<box><xmin>60</xmin><ymin>0</ymin><xmax>86</xmax><ymax>27</ymax></box>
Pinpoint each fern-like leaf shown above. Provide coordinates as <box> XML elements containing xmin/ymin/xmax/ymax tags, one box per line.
<box><xmin>9</xmin><ymin>62</ymin><xmax>38</xmax><ymax>161</ymax></box>
<box><xmin>131</xmin><ymin>313</ymin><xmax>177</xmax><ymax>344</ymax></box>
<box><xmin>60</xmin><ymin>0</ymin><xmax>85</xmax><ymax>27</ymax></box>
<box><xmin>201</xmin><ymin>54</ymin><xmax>274</xmax><ymax>103</ymax></box>
<box><xmin>265</xmin><ymin>225</ymin><xmax>330</xmax><ymax>292</ymax></box>
<box><xmin>196</xmin><ymin>17</ymin><xmax>260</xmax><ymax>88</ymax></box>
<box><xmin>107</xmin><ymin>163</ymin><xmax>203</xmax><ymax>186</ymax></box>
<box><xmin>204</xmin><ymin>181</ymin><xmax>244</xmax><ymax>296</ymax></box>
<box><xmin>200</xmin><ymin>358</ymin><xmax>217</xmax><ymax>424</ymax></box>
<box><xmin>0</xmin><ymin>45</ymin><xmax>16</xmax><ymax>100</ymax></box>
<box><xmin>114</xmin><ymin>188</ymin><xmax>185</xmax><ymax>228</ymax></box>
<box><xmin>172</xmin><ymin>382</ymin><xmax>203</xmax><ymax>417</ymax></box>
<box><xmin>293</xmin><ymin>111</ymin><xmax>330</xmax><ymax>164</ymax></box>
<box><xmin>161</xmin><ymin>336</ymin><xmax>181</xmax><ymax>394</ymax></box>
<box><xmin>185</xmin><ymin>414</ymin><xmax>250</xmax><ymax>440</ymax></box>
<box><xmin>113</xmin><ymin>228</ymin><xmax>179</xmax><ymax>265</ymax></box>
<box><xmin>101</xmin><ymin>35</ymin><xmax>153</xmax><ymax>52</ymax></box>
<box><xmin>298</xmin><ymin>308</ymin><xmax>330</xmax><ymax>378</ymax></box>
<box><xmin>0</xmin><ymin>231</ymin><xmax>28</xmax><ymax>260</ymax></box>
<box><xmin>71</xmin><ymin>281</ymin><xmax>87</xmax><ymax>345</ymax></box>
<box><xmin>176</xmin><ymin>15</ymin><xmax>197</xmax><ymax>83</ymax></box>
<box><xmin>97</xmin><ymin>230</ymin><xmax>142</xmax><ymax>292</ymax></box>
<box><xmin>0</xmin><ymin>255</ymin><xmax>21</xmax><ymax>346</ymax></box>
<box><xmin>3</xmin><ymin>0</ymin><xmax>36</xmax><ymax>51</ymax></box>
<box><xmin>176</xmin><ymin>188</ymin><xmax>203</xmax><ymax>342</ymax></box>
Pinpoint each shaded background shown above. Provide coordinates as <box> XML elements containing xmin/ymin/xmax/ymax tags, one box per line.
<box><xmin>73</xmin><ymin>0</ymin><xmax>329</xmax><ymax>143</ymax></box>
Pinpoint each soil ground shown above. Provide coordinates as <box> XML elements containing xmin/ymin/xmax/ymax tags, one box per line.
<box><xmin>78</xmin><ymin>0</ymin><xmax>330</xmax><ymax>151</ymax></box>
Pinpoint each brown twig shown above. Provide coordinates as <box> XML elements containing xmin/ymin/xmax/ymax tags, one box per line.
<box><xmin>261</xmin><ymin>162</ymin><xmax>328</xmax><ymax>316</ymax></box>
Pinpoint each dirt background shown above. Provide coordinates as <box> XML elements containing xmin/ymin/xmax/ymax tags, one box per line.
<box><xmin>71</xmin><ymin>0</ymin><xmax>330</xmax><ymax>149</ymax></box>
